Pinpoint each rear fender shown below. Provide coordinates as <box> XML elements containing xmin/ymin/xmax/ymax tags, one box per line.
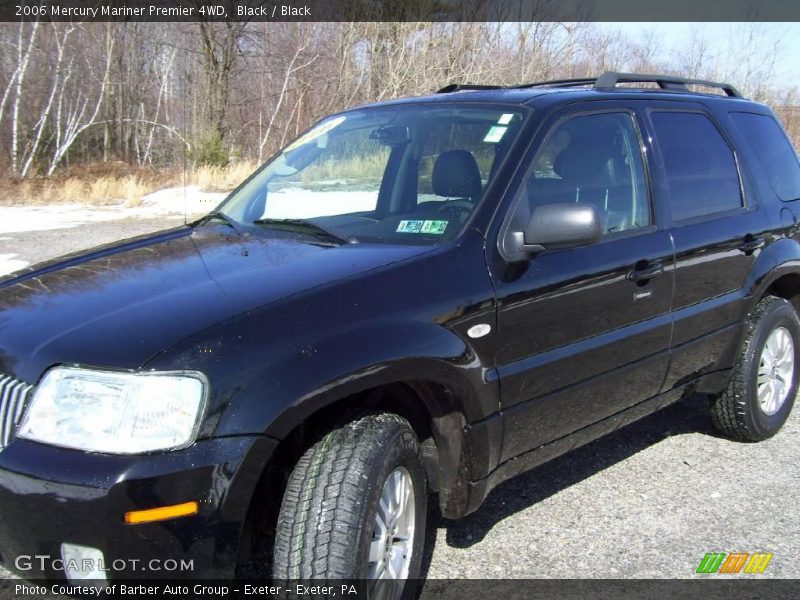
<box><xmin>700</xmin><ymin>237</ymin><xmax>800</xmax><ymax>393</ymax></box>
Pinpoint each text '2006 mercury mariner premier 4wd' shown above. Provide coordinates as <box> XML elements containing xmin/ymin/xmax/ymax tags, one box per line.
<box><xmin>1</xmin><ymin>72</ymin><xmax>800</xmax><ymax>595</ymax></box>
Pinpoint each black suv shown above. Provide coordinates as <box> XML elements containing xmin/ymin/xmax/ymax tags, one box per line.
<box><xmin>1</xmin><ymin>72</ymin><xmax>800</xmax><ymax>590</ymax></box>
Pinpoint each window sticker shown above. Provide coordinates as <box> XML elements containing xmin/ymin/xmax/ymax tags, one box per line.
<box><xmin>420</xmin><ymin>220</ymin><xmax>448</xmax><ymax>234</ymax></box>
<box><xmin>483</xmin><ymin>125</ymin><xmax>508</xmax><ymax>143</ymax></box>
<box><xmin>397</xmin><ymin>220</ymin><xmax>425</xmax><ymax>233</ymax></box>
<box><xmin>498</xmin><ymin>113</ymin><xmax>515</xmax><ymax>125</ymax></box>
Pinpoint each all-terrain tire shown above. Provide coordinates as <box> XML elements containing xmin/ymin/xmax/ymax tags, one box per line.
<box><xmin>710</xmin><ymin>296</ymin><xmax>800</xmax><ymax>441</ymax></box>
<box><xmin>273</xmin><ymin>413</ymin><xmax>427</xmax><ymax>591</ymax></box>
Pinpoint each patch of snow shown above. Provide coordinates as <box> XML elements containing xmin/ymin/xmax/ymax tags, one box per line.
<box><xmin>263</xmin><ymin>189</ymin><xmax>377</xmax><ymax>219</ymax></box>
<box><xmin>0</xmin><ymin>253</ymin><xmax>28</xmax><ymax>277</ymax></box>
<box><xmin>138</xmin><ymin>185</ymin><xmax>226</xmax><ymax>216</ymax></box>
<box><xmin>0</xmin><ymin>205</ymin><xmax>130</xmax><ymax>234</ymax></box>
<box><xmin>0</xmin><ymin>186</ymin><xmax>227</xmax><ymax>235</ymax></box>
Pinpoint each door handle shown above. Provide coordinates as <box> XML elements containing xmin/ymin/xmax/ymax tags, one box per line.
<box><xmin>627</xmin><ymin>261</ymin><xmax>664</xmax><ymax>282</ymax></box>
<box><xmin>738</xmin><ymin>236</ymin><xmax>765</xmax><ymax>254</ymax></box>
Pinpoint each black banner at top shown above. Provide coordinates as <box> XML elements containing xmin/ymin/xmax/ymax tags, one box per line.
<box><xmin>1</xmin><ymin>0</ymin><xmax>800</xmax><ymax>22</ymax></box>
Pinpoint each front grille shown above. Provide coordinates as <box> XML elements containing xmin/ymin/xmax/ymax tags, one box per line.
<box><xmin>0</xmin><ymin>374</ymin><xmax>34</xmax><ymax>450</ymax></box>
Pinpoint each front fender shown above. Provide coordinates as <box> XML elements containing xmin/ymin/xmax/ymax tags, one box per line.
<box><xmin>219</xmin><ymin>318</ymin><xmax>497</xmax><ymax>439</ymax></box>
<box><xmin>170</xmin><ymin>317</ymin><xmax>499</xmax><ymax>520</ymax></box>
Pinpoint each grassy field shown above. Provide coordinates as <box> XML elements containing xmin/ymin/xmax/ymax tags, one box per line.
<box><xmin>0</xmin><ymin>161</ymin><xmax>258</xmax><ymax>206</ymax></box>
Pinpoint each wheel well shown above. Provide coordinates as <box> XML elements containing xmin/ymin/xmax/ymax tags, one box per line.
<box><xmin>235</xmin><ymin>380</ymin><xmax>465</xmax><ymax>577</ymax></box>
<box><xmin>766</xmin><ymin>274</ymin><xmax>800</xmax><ymax>312</ymax></box>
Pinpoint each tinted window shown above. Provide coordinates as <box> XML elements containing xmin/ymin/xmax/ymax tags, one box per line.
<box><xmin>730</xmin><ymin>112</ymin><xmax>800</xmax><ymax>201</ymax></box>
<box><xmin>519</xmin><ymin>112</ymin><xmax>650</xmax><ymax>235</ymax></box>
<box><xmin>651</xmin><ymin>112</ymin><xmax>742</xmax><ymax>221</ymax></box>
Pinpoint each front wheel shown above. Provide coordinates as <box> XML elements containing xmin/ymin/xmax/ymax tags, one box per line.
<box><xmin>711</xmin><ymin>296</ymin><xmax>800</xmax><ymax>441</ymax></box>
<box><xmin>273</xmin><ymin>413</ymin><xmax>427</xmax><ymax>599</ymax></box>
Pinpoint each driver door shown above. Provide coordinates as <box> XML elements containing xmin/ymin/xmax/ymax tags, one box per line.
<box><xmin>490</xmin><ymin>104</ymin><xmax>675</xmax><ymax>461</ymax></box>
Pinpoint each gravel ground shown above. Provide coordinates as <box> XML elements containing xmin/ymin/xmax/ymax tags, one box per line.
<box><xmin>0</xmin><ymin>217</ymin><xmax>798</xmax><ymax>583</ymax></box>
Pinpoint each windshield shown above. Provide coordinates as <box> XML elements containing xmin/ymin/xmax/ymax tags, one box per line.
<box><xmin>220</xmin><ymin>105</ymin><xmax>525</xmax><ymax>244</ymax></box>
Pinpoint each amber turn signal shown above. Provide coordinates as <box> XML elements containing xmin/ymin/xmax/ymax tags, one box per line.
<box><xmin>124</xmin><ymin>501</ymin><xmax>199</xmax><ymax>525</ymax></box>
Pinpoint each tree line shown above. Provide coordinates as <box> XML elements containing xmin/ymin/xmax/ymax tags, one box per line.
<box><xmin>0</xmin><ymin>21</ymin><xmax>797</xmax><ymax>178</ymax></box>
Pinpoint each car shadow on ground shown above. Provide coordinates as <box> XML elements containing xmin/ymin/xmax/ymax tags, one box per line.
<box><xmin>419</xmin><ymin>394</ymin><xmax>723</xmax><ymax>577</ymax></box>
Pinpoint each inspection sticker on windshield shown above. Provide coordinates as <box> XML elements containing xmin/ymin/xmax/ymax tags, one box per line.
<box><xmin>421</xmin><ymin>220</ymin><xmax>448</xmax><ymax>234</ymax></box>
<box><xmin>483</xmin><ymin>125</ymin><xmax>508</xmax><ymax>143</ymax></box>
<box><xmin>397</xmin><ymin>220</ymin><xmax>424</xmax><ymax>233</ymax></box>
<box><xmin>498</xmin><ymin>113</ymin><xmax>515</xmax><ymax>125</ymax></box>
<box><xmin>396</xmin><ymin>220</ymin><xmax>448</xmax><ymax>234</ymax></box>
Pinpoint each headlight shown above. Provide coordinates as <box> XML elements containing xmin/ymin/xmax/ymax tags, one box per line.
<box><xmin>17</xmin><ymin>366</ymin><xmax>208</xmax><ymax>454</ymax></box>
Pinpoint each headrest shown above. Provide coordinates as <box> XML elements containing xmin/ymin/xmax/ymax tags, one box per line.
<box><xmin>432</xmin><ymin>150</ymin><xmax>483</xmax><ymax>200</ymax></box>
<box><xmin>554</xmin><ymin>143</ymin><xmax>610</xmax><ymax>183</ymax></box>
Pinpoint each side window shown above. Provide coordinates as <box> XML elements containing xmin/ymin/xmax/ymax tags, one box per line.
<box><xmin>513</xmin><ymin>112</ymin><xmax>651</xmax><ymax>236</ymax></box>
<box><xmin>651</xmin><ymin>112</ymin><xmax>743</xmax><ymax>221</ymax></box>
<box><xmin>730</xmin><ymin>112</ymin><xmax>800</xmax><ymax>202</ymax></box>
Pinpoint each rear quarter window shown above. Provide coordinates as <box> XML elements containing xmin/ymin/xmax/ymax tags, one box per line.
<box><xmin>730</xmin><ymin>112</ymin><xmax>800</xmax><ymax>202</ymax></box>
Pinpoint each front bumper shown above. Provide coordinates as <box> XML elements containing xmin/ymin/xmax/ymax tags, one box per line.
<box><xmin>0</xmin><ymin>435</ymin><xmax>276</xmax><ymax>580</ymax></box>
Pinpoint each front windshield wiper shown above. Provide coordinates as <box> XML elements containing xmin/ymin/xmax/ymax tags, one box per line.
<box><xmin>252</xmin><ymin>218</ymin><xmax>355</xmax><ymax>246</ymax></box>
<box><xmin>196</xmin><ymin>210</ymin><xmax>245</xmax><ymax>236</ymax></box>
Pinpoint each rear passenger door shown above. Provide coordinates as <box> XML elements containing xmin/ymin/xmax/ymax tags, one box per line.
<box><xmin>644</xmin><ymin>104</ymin><xmax>772</xmax><ymax>389</ymax></box>
<box><xmin>491</xmin><ymin>104</ymin><xmax>675</xmax><ymax>461</ymax></box>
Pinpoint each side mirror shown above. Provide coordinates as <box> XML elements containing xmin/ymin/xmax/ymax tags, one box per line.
<box><xmin>503</xmin><ymin>203</ymin><xmax>603</xmax><ymax>259</ymax></box>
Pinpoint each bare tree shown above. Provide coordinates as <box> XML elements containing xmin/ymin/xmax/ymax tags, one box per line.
<box><xmin>19</xmin><ymin>22</ymin><xmax>75</xmax><ymax>177</ymax></box>
<box><xmin>196</xmin><ymin>17</ymin><xmax>247</xmax><ymax>153</ymax></box>
<box><xmin>45</xmin><ymin>24</ymin><xmax>114</xmax><ymax>175</ymax></box>
<box><xmin>8</xmin><ymin>20</ymin><xmax>39</xmax><ymax>174</ymax></box>
<box><xmin>253</xmin><ymin>23</ymin><xmax>318</xmax><ymax>161</ymax></box>
<box><xmin>0</xmin><ymin>20</ymin><xmax>796</xmax><ymax>178</ymax></box>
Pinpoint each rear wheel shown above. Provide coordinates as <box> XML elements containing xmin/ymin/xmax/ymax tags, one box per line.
<box><xmin>710</xmin><ymin>296</ymin><xmax>800</xmax><ymax>441</ymax></box>
<box><xmin>273</xmin><ymin>413</ymin><xmax>427</xmax><ymax>599</ymax></box>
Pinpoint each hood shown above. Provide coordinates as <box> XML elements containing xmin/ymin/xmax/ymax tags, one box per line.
<box><xmin>0</xmin><ymin>224</ymin><xmax>432</xmax><ymax>383</ymax></box>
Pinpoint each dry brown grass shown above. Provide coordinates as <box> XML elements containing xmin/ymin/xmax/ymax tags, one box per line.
<box><xmin>0</xmin><ymin>161</ymin><xmax>258</xmax><ymax>206</ymax></box>
<box><xmin>185</xmin><ymin>161</ymin><xmax>257</xmax><ymax>192</ymax></box>
<box><xmin>1</xmin><ymin>174</ymin><xmax>156</xmax><ymax>206</ymax></box>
